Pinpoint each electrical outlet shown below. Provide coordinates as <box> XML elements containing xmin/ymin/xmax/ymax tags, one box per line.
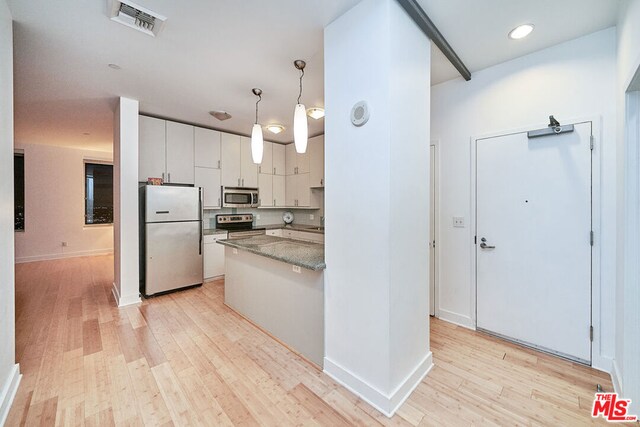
<box><xmin>309</xmin><ymin>214</ymin><xmax>314</xmax><ymax>220</ymax></box>
<box><xmin>256</xmin><ymin>214</ymin><xmax>261</xmax><ymax>220</ymax></box>
<box><xmin>453</xmin><ymin>216</ymin><xmax>465</xmax><ymax>228</ymax></box>
<box><xmin>292</xmin><ymin>265</ymin><xmax>301</xmax><ymax>273</ymax></box>
<box><xmin>61</xmin><ymin>241</ymin><xmax>68</xmax><ymax>247</ymax></box>
<box><xmin>233</xmin><ymin>248</ymin><xmax>238</xmax><ymax>255</ymax></box>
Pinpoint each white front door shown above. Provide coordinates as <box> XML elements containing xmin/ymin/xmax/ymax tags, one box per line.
<box><xmin>476</xmin><ymin>121</ymin><xmax>592</xmax><ymax>363</ymax></box>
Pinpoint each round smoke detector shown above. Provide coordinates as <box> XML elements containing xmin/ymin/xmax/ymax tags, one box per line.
<box><xmin>351</xmin><ymin>101</ymin><xmax>370</xmax><ymax>127</ymax></box>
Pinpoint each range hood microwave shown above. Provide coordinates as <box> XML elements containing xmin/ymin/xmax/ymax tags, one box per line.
<box><xmin>221</xmin><ymin>187</ymin><xmax>259</xmax><ymax>208</ymax></box>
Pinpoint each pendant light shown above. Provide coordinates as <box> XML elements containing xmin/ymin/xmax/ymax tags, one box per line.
<box><xmin>293</xmin><ymin>59</ymin><xmax>308</xmax><ymax>154</ymax></box>
<box><xmin>251</xmin><ymin>88</ymin><xmax>264</xmax><ymax>164</ymax></box>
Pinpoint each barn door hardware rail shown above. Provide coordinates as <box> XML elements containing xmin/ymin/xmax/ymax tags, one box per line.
<box><xmin>527</xmin><ymin>115</ymin><xmax>574</xmax><ymax>139</ymax></box>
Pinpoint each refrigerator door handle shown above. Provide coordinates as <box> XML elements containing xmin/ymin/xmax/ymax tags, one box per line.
<box><xmin>198</xmin><ymin>187</ymin><xmax>203</xmax><ymax>255</ymax></box>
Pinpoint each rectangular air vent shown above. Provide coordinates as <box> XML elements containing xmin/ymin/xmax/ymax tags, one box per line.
<box><xmin>108</xmin><ymin>0</ymin><xmax>166</xmax><ymax>37</ymax></box>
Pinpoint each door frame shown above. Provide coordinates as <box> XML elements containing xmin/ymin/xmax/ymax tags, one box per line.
<box><xmin>429</xmin><ymin>140</ymin><xmax>440</xmax><ymax>317</ymax></box>
<box><xmin>469</xmin><ymin>115</ymin><xmax>602</xmax><ymax>366</ymax></box>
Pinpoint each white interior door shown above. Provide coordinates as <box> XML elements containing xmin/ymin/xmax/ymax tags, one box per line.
<box><xmin>476</xmin><ymin>122</ymin><xmax>592</xmax><ymax>363</ymax></box>
<box><xmin>429</xmin><ymin>144</ymin><xmax>436</xmax><ymax>316</ymax></box>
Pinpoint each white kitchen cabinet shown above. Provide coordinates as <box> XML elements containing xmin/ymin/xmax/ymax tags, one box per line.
<box><xmin>195</xmin><ymin>167</ymin><xmax>221</xmax><ymax>209</ymax></box>
<box><xmin>297</xmin><ymin>147</ymin><xmax>310</xmax><ymax>174</ymax></box>
<box><xmin>309</xmin><ymin>135</ymin><xmax>324</xmax><ymax>188</ymax></box>
<box><xmin>166</xmin><ymin>121</ymin><xmax>195</xmax><ymax>184</ymax></box>
<box><xmin>273</xmin><ymin>175</ymin><xmax>286</xmax><ymax>207</ymax></box>
<box><xmin>283</xmin><ymin>230</ymin><xmax>324</xmax><ymax>243</ymax></box>
<box><xmin>194</xmin><ymin>127</ymin><xmax>221</xmax><ymax>169</ymax></box>
<box><xmin>221</xmin><ymin>133</ymin><xmax>241</xmax><ymax>187</ymax></box>
<box><xmin>204</xmin><ymin>233</ymin><xmax>226</xmax><ymax>279</ymax></box>
<box><xmin>240</xmin><ymin>137</ymin><xmax>258</xmax><ymax>187</ymax></box>
<box><xmin>258</xmin><ymin>174</ymin><xmax>273</xmax><ymax>207</ymax></box>
<box><xmin>139</xmin><ymin>116</ymin><xmax>166</xmax><ymax>182</ymax></box>
<box><xmin>285</xmin><ymin>173</ymin><xmax>310</xmax><ymax>207</ymax></box>
<box><xmin>285</xmin><ymin>142</ymin><xmax>310</xmax><ymax>175</ymax></box>
<box><xmin>272</xmin><ymin>143</ymin><xmax>285</xmax><ymax>175</ymax></box>
<box><xmin>266</xmin><ymin>229</ymin><xmax>283</xmax><ymax>237</ymax></box>
<box><xmin>258</xmin><ymin>142</ymin><xmax>273</xmax><ymax>175</ymax></box>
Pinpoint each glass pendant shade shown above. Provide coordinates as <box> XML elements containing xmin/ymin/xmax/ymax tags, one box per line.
<box><xmin>294</xmin><ymin>103</ymin><xmax>308</xmax><ymax>153</ymax></box>
<box><xmin>251</xmin><ymin>123</ymin><xmax>264</xmax><ymax>164</ymax></box>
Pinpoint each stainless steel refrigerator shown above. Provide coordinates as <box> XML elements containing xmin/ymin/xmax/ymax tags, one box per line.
<box><xmin>140</xmin><ymin>185</ymin><xmax>203</xmax><ymax>297</ymax></box>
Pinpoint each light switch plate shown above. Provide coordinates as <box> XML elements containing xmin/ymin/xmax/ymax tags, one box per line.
<box><xmin>309</xmin><ymin>214</ymin><xmax>314</xmax><ymax>220</ymax></box>
<box><xmin>292</xmin><ymin>265</ymin><xmax>301</xmax><ymax>273</ymax></box>
<box><xmin>233</xmin><ymin>248</ymin><xmax>238</xmax><ymax>255</ymax></box>
<box><xmin>256</xmin><ymin>214</ymin><xmax>261</xmax><ymax>220</ymax></box>
<box><xmin>453</xmin><ymin>216</ymin><xmax>465</xmax><ymax>228</ymax></box>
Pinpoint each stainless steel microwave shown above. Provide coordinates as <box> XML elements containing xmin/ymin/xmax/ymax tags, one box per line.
<box><xmin>221</xmin><ymin>187</ymin><xmax>259</xmax><ymax>208</ymax></box>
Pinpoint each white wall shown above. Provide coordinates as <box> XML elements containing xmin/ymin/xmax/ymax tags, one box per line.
<box><xmin>13</xmin><ymin>143</ymin><xmax>113</xmax><ymax>262</ymax></box>
<box><xmin>431</xmin><ymin>28</ymin><xmax>617</xmax><ymax>371</ymax></box>
<box><xmin>0</xmin><ymin>0</ymin><xmax>19</xmax><ymax>423</ymax></box>
<box><xmin>615</xmin><ymin>0</ymin><xmax>640</xmax><ymax>413</ymax></box>
<box><xmin>113</xmin><ymin>97</ymin><xmax>141</xmax><ymax>307</ymax></box>
<box><xmin>324</xmin><ymin>0</ymin><xmax>431</xmax><ymax>416</ymax></box>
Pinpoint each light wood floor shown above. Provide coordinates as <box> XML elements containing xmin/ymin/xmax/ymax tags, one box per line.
<box><xmin>7</xmin><ymin>255</ymin><xmax>615</xmax><ymax>426</ymax></box>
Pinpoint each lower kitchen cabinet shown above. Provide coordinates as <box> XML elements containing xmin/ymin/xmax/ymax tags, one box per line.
<box><xmin>204</xmin><ymin>233</ymin><xmax>226</xmax><ymax>279</ymax></box>
<box><xmin>195</xmin><ymin>167</ymin><xmax>221</xmax><ymax>209</ymax></box>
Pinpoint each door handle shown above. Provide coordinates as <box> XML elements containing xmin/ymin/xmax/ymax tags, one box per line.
<box><xmin>480</xmin><ymin>237</ymin><xmax>495</xmax><ymax>249</ymax></box>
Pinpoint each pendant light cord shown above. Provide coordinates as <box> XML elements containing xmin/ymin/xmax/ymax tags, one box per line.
<box><xmin>255</xmin><ymin>93</ymin><xmax>261</xmax><ymax>124</ymax></box>
<box><xmin>297</xmin><ymin>68</ymin><xmax>304</xmax><ymax>105</ymax></box>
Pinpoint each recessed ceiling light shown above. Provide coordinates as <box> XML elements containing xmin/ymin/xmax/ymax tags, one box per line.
<box><xmin>508</xmin><ymin>24</ymin><xmax>534</xmax><ymax>40</ymax></box>
<box><xmin>209</xmin><ymin>110</ymin><xmax>232</xmax><ymax>121</ymax></box>
<box><xmin>108</xmin><ymin>63</ymin><xmax>121</xmax><ymax>70</ymax></box>
<box><xmin>306</xmin><ymin>107</ymin><xmax>325</xmax><ymax>120</ymax></box>
<box><xmin>266</xmin><ymin>124</ymin><xmax>285</xmax><ymax>134</ymax></box>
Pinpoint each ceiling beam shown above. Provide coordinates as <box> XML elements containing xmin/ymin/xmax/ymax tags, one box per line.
<box><xmin>395</xmin><ymin>0</ymin><xmax>472</xmax><ymax>81</ymax></box>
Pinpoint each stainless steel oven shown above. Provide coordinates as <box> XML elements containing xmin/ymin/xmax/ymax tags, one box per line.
<box><xmin>221</xmin><ymin>187</ymin><xmax>259</xmax><ymax>208</ymax></box>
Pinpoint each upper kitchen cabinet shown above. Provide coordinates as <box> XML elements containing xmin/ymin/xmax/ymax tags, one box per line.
<box><xmin>240</xmin><ymin>136</ymin><xmax>258</xmax><ymax>188</ymax></box>
<box><xmin>194</xmin><ymin>127</ymin><xmax>221</xmax><ymax>169</ymax></box>
<box><xmin>258</xmin><ymin>142</ymin><xmax>273</xmax><ymax>175</ymax></box>
<box><xmin>166</xmin><ymin>121</ymin><xmax>195</xmax><ymax>184</ymax></box>
<box><xmin>195</xmin><ymin>167</ymin><xmax>221</xmax><ymax>209</ymax></box>
<box><xmin>139</xmin><ymin>116</ymin><xmax>195</xmax><ymax>185</ymax></box>
<box><xmin>221</xmin><ymin>133</ymin><xmax>241</xmax><ymax>187</ymax></box>
<box><xmin>221</xmin><ymin>133</ymin><xmax>258</xmax><ymax>188</ymax></box>
<box><xmin>309</xmin><ymin>135</ymin><xmax>324</xmax><ymax>188</ymax></box>
<box><xmin>285</xmin><ymin>143</ymin><xmax>310</xmax><ymax>175</ymax></box>
<box><xmin>139</xmin><ymin>116</ymin><xmax>166</xmax><ymax>182</ymax></box>
<box><xmin>272</xmin><ymin>143</ymin><xmax>285</xmax><ymax>176</ymax></box>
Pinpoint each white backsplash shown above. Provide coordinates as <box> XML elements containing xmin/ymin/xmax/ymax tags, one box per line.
<box><xmin>204</xmin><ymin>207</ymin><xmax>323</xmax><ymax>229</ymax></box>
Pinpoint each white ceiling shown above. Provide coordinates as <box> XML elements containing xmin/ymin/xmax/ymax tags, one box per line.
<box><xmin>8</xmin><ymin>0</ymin><xmax>620</xmax><ymax>152</ymax></box>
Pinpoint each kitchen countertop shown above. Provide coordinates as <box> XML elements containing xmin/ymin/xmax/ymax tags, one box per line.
<box><xmin>217</xmin><ymin>235</ymin><xmax>325</xmax><ymax>271</ymax></box>
<box><xmin>262</xmin><ymin>224</ymin><xmax>325</xmax><ymax>234</ymax></box>
<box><xmin>204</xmin><ymin>228</ymin><xmax>228</xmax><ymax>236</ymax></box>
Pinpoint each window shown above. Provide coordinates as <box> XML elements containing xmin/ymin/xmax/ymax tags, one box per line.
<box><xmin>85</xmin><ymin>162</ymin><xmax>113</xmax><ymax>225</ymax></box>
<box><xmin>14</xmin><ymin>153</ymin><xmax>24</xmax><ymax>231</ymax></box>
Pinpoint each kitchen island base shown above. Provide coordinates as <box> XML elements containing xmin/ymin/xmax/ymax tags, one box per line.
<box><xmin>223</xmin><ymin>246</ymin><xmax>324</xmax><ymax>366</ymax></box>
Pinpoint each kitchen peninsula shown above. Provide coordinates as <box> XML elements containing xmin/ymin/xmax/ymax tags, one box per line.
<box><xmin>218</xmin><ymin>234</ymin><xmax>325</xmax><ymax>366</ymax></box>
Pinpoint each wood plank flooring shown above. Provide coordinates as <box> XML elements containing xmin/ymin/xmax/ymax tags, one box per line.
<box><xmin>6</xmin><ymin>255</ymin><xmax>616</xmax><ymax>426</ymax></box>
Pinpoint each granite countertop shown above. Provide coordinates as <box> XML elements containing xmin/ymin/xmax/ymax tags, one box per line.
<box><xmin>262</xmin><ymin>224</ymin><xmax>325</xmax><ymax>234</ymax></box>
<box><xmin>204</xmin><ymin>228</ymin><xmax>228</xmax><ymax>236</ymax></box>
<box><xmin>217</xmin><ymin>235</ymin><xmax>326</xmax><ymax>271</ymax></box>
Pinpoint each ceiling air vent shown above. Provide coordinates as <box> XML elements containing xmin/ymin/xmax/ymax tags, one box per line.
<box><xmin>108</xmin><ymin>0</ymin><xmax>166</xmax><ymax>37</ymax></box>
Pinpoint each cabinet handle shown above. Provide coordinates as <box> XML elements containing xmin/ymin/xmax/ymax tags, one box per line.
<box><xmin>168</xmin><ymin>173</ymin><xmax>171</xmax><ymax>182</ymax></box>
<box><xmin>238</xmin><ymin>178</ymin><xmax>240</xmax><ymax>186</ymax></box>
<box><xmin>218</xmin><ymin>160</ymin><xmax>221</xmax><ymax>169</ymax></box>
<box><xmin>242</xmin><ymin>178</ymin><xmax>244</xmax><ymax>186</ymax></box>
<box><xmin>273</xmin><ymin>167</ymin><xmax>276</xmax><ymax>175</ymax></box>
<box><xmin>162</xmin><ymin>172</ymin><xmax>165</xmax><ymax>182</ymax></box>
<box><xmin>321</xmin><ymin>178</ymin><xmax>323</xmax><ymax>186</ymax></box>
<box><xmin>273</xmin><ymin>199</ymin><xmax>276</xmax><ymax>206</ymax></box>
<box><xmin>259</xmin><ymin>166</ymin><xmax>261</xmax><ymax>173</ymax></box>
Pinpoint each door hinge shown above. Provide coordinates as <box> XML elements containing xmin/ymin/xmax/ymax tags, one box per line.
<box><xmin>590</xmin><ymin>135</ymin><xmax>594</xmax><ymax>151</ymax></box>
<box><xmin>590</xmin><ymin>326</ymin><xmax>594</xmax><ymax>342</ymax></box>
<box><xmin>590</xmin><ymin>230</ymin><xmax>594</xmax><ymax>246</ymax></box>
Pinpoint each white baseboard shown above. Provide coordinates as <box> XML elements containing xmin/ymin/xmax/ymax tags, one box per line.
<box><xmin>111</xmin><ymin>282</ymin><xmax>141</xmax><ymax>307</ymax></box>
<box><xmin>0</xmin><ymin>364</ymin><xmax>21</xmax><ymax>427</ymax></box>
<box><xmin>323</xmin><ymin>352</ymin><xmax>433</xmax><ymax>417</ymax></box>
<box><xmin>15</xmin><ymin>248</ymin><xmax>114</xmax><ymax>264</ymax></box>
<box><xmin>611</xmin><ymin>359</ymin><xmax>622</xmax><ymax>395</ymax></box>
<box><xmin>437</xmin><ymin>309</ymin><xmax>475</xmax><ymax>329</ymax></box>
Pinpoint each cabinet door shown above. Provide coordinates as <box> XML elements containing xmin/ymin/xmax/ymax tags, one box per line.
<box><xmin>166</xmin><ymin>121</ymin><xmax>195</xmax><ymax>184</ymax></box>
<box><xmin>296</xmin><ymin>146</ymin><xmax>310</xmax><ymax>174</ymax></box>
<box><xmin>139</xmin><ymin>116</ymin><xmax>166</xmax><ymax>182</ymax></box>
<box><xmin>240</xmin><ymin>136</ymin><xmax>258</xmax><ymax>187</ymax></box>
<box><xmin>259</xmin><ymin>142</ymin><xmax>273</xmax><ymax>175</ymax></box>
<box><xmin>258</xmin><ymin>174</ymin><xmax>273</xmax><ymax>207</ymax></box>
<box><xmin>204</xmin><ymin>235</ymin><xmax>226</xmax><ymax>279</ymax></box>
<box><xmin>272</xmin><ymin>143</ymin><xmax>286</xmax><ymax>175</ymax></box>
<box><xmin>195</xmin><ymin>167</ymin><xmax>221</xmax><ymax>209</ymax></box>
<box><xmin>296</xmin><ymin>173</ymin><xmax>311</xmax><ymax>207</ymax></box>
<box><xmin>195</xmin><ymin>127</ymin><xmax>221</xmax><ymax>169</ymax></box>
<box><xmin>285</xmin><ymin>143</ymin><xmax>297</xmax><ymax>175</ymax></box>
<box><xmin>309</xmin><ymin>135</ymin><xmax>324</xmax><ymax>187</ymax></box>
<box><xmin>285</xmin><ymin>174</ymin><xmax>297</xmax><ymax>207</ymax></box>
<box><xmin>221</xmin><ymin>133</ymin><xmax>241</xmax><ymax>187</ymax></box>
<box><xmin>273</xmin><ymin>175</ymin><xmax>286</xmax><ymax>207</ymax></box>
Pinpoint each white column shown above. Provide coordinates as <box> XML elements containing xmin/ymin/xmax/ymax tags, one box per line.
<box><xmin>113</xmin><ymin>97</ymin><xmax>141</xmax><ymax>307</ymax></box>
<box><xmin>324</xmin><ymin>0</ymin><xmax>431</xmax><ymax>416</ymax></box>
